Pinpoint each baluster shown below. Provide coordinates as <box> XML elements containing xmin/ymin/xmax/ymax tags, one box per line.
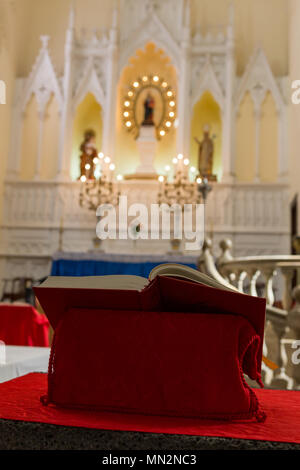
<box><xmin>237</xmin><ymin>270</ymin><xmax>247</xmax><ymax>293</ymax></box>
<box><xmin>261</xmin><ymin>267</ymin><xmax>276</xmax><ymax>305</ymax></box>
<box><xmin>287</xmin><ymin>286</ymin><xmax>300</xmax><ymax>389</ymax></box>
<box><xmin>249</xmin><ymin>268</ymin><xmax>260</xmax><ymax>297</ymax></box>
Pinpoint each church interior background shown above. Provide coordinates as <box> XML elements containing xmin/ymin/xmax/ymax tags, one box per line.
<box><xmin>0</xmin><ymin>0</ymin><xmax>299</xmax><ymax>289</ymax></box>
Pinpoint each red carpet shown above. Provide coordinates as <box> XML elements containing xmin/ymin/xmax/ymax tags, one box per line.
<box><xmin>0</xmin><ymin>373</ymin><xmax>300</xmax><ymax>444</ymax></box>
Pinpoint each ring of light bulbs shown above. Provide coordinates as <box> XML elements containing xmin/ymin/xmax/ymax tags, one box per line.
<box><xmin>122</xmin><ymin>75</ymin><xmax>176</xmax><ymax>140</ymax></box>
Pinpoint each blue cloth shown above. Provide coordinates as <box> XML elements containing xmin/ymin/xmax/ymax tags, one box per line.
<box><xmin>51</xmin><ymin>259</ymin><xmax>198</xmax><ymax>278</ymax></box>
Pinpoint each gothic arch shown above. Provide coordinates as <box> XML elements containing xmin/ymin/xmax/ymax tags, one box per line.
<box><xmin>22</xmin><ymin>36</ymin><xmax>62</xmax><ymax>114</ymax></box>
<box><xmin>73</xmin><ymin>58</ymin><xmax>105</xmax><ymax>112</ymax></box>
<box><xmin>119</xmin><ymin>13</ymin><xmax>180</xmax><ymax>75</ymax></box>
<box><xmin>191</xmin><ymin>58</ymin><xmax>225</xmax><ymax>113</ymax></box>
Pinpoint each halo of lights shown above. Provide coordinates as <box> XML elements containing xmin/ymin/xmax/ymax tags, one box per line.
<box><xmin>122</xmin><ymin>75</ymin><xmax>176</xmax><ymax>140</ymax></box>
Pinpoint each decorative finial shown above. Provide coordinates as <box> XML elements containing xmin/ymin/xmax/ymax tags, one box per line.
<box><xmin>40</xmin><ymin>35</ymin><xmax>50</xmax><ymax>49</ymax></box>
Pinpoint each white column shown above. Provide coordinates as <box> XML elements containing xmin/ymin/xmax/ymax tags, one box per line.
<box><xmin>221</xmin><ymin>4</ymin><xmax>235</xmax><ymax>183</ymax></box>
<box><xmin>176</xmin><ymin>2</ymin><xmax>190</xmax><ymax>157</ymax></box>
<box><xmin>56</xmin><ymin>7</ymin><xmax>75</xmax><ymax>181</ymax></box>
<box><xmin>102</xmin><ymin>7</ymin><xmax>119</xmax><ymax>160</ymax></box>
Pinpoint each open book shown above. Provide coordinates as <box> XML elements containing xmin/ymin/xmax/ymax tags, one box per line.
<box><xmin>35</xmin><ymin>263</ymin><xmax>271</xmax><ymax>371</ymax></box>
<box><xmin>38</xmin><ymin>263</ymin><xmax>235</xmax><ymax>292</ymax></box>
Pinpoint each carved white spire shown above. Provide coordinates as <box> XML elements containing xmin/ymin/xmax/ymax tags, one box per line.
<box><xmin>110</xmin><ymin>0</ymin><xmax>119</xmax><ymax>44</ymax></box>
<box><xmin>65</xmin><ymin>1</ymin><xmax>75</xmax><ymax>50</ymax></box>
<box><xmin>40</xmin><ymin>35</ymin><xmax>50</xmax><ymax>49</ymax></box>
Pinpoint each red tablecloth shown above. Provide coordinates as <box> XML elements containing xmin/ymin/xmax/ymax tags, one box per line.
<box><xmin>0</xmin><ymin>304</ymin><xmax>49</xmax><ymax>347</ymax></box>
<box><xmin>0</xmin><ymin>373</ymin><xmax>300</xmax><ymax>444</ymax></box>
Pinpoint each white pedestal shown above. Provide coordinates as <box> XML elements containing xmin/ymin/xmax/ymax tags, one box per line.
<box><xmin>134</xmin><ymin>125</ymin><xmax>157</xmax><ymax>177</ymax></box>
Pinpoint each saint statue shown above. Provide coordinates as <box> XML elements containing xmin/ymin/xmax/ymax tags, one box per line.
<box><xmin>79</xmin><ymin>129</ymin><xmax>98</xmax><ymax>179</ymax></box>
<box><xmin>142</xmin><ymin>92</ymin><xmax>155</xmax><ymax>126</ymax></box>
<box><xmin>194</xmin><ymin>124</ymin><xmax>217</xmax><ymax>181</ymax></box>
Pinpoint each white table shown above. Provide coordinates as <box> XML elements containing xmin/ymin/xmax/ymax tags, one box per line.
<box><xmin>0</xmin><ymin>346</ymin><xmax>50</xmax><ymax>383</ymax></box>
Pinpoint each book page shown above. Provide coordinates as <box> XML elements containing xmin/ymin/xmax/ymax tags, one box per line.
<box><xmin>148</xmin><ymin>263</ymin><xmax>236</xmax><ymax>292</ymax></box>
<box><xmin>39</xmin><ymin>275</ymin><xmax>148</xmax><ymax>291</ymax></box>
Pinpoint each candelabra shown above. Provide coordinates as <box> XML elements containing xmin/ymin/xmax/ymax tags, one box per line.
<box><xmin>157</xmin><ymin>154</ymin><xmax>200</xmax><ymax>206</ymax></box>
<box><xmin>79</xmin><ymin>176</ymin><xmax>120</xmax><ymax>212</ymax></box>
<box><xmin>157</xmin><ymin>155</ymin><xmax>203</xmax><ymax>253</ymax></box>
<box><xmin>79</xmin><ymin>153</ymin><xmax>121</xmax><ymax>211</ymax></box>
<box><xmin>79</xmin><ymin>152</ymin><xmax>121</xmax><ymax>250</ymax></box>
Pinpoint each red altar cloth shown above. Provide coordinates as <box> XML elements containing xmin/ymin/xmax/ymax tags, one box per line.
<box><xmin>0</xmin><ymin>373</ymin><xmax>300</xmax><ymax>444</ymax></box>
<box><xmin>0</xmin><ymin>304</ymin><xmax>49</xmax><ymax>347</ymax></box>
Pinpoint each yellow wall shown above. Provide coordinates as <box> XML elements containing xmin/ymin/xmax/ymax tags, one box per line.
<box><xmin>116</xmin><ymin>42</ymin><xmax>177</xmax><ymax>176</ymax></box>
<box><xmin>190</xmin><ymin>0</ymin><xmax>288</xmax><ymax>77</ymax></box>
<box><xmin>235</xmin><ymin>92</ymin><xmax>256</xmax><ymax>182</ymax></box>
<box><xmin>0</xmin><ymin>0</ymin><xmax>26</xmax><ymax>220</ymax></box>
<box><xmin>71</xmin><ymin>92</ymin><xmax>103</xmax><ymax>180</ymax></box>
<box><xmin>259</xmin><ymin>92</ymin><xmax>278</xmax><ymax>182</ymax></box>
<box><xmin>190</xmin><ymin>91</ymin><xmax>222</xmax><ymax>180</ymax></box>
<box><xmin>19</xmin><ymin>95</ymin><xmax>39</xmax><ymax>180</ymax></box>
<box><xmin>40</xmin><ymin>94</ymin><xmax>60</xmax><ymax>180</ymax></box>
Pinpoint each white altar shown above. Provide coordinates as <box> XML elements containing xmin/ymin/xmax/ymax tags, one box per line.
<box><xmin>0</xmin><ymin>0</ymin><xmax>290</xmax><ymax>287</ymax></box>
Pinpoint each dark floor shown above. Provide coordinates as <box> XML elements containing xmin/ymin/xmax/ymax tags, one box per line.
<box><xmin>0</xmin><ymin>420</ymin><xmax>299</xmax><ymax>450</ymax></box>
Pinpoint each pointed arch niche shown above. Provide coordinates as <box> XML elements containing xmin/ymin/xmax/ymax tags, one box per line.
<box><xmin>190</xmin><ymin>91</ymin><xmax>222</xmax><ymax>180</ymax></box>
<box><xmin>71</xmin><ymin>93</ymin><xmax>103</xmax><ymax>180</ymax></box>
<box><xmin>116</xmin><ymin>42</ymin><xmax>177</xmax><ymax>176</ymax></box>
<box><xmin>19</xmin><ymin>94</ymin><xmax>39</xmax><ymax>180</ymax></box>
<box><xmin>235</xmin><ymin>92</ymin><xmax>256</xmax><ymax>182</ymax></box>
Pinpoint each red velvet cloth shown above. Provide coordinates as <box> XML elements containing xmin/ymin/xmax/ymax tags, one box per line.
<box><xmin>0</xmin><ymin>304</ymin><xmax>49</xmax><ymax>347</ymax></box>
<box><xmin>1</xmin><ymin>373</ymin><xmax>300</xmax><ymax>444</ymax></box>
<box><xmin>45</xmin><ymin>308</ymin><xmax>263</xmax><ymax>421</ymax></box>
<box><xmin>35</xmin><ymin>276</ymin><xmax>266</xmax><ymax>421</ymax></box>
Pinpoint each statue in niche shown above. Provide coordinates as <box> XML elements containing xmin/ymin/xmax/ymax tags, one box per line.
<box><xmin>142</xmin><ymin>92</ymin><xmax>155</xmax><ymax>126</ymax></box>
<box><xmin>79</xmin><ymin>129</ymin><xmax>98</xmax><ymax>179</ymax></box>
<box><xmin>194</xmin><ymin>124</ymin><xmax>217</xmax><ymax>181</ymax></box>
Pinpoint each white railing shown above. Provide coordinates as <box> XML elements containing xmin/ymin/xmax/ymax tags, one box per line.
<box><xmin>198</xmin><ymin>238</ymin><xmax>300</xmax><ymax>390</ymax></box>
